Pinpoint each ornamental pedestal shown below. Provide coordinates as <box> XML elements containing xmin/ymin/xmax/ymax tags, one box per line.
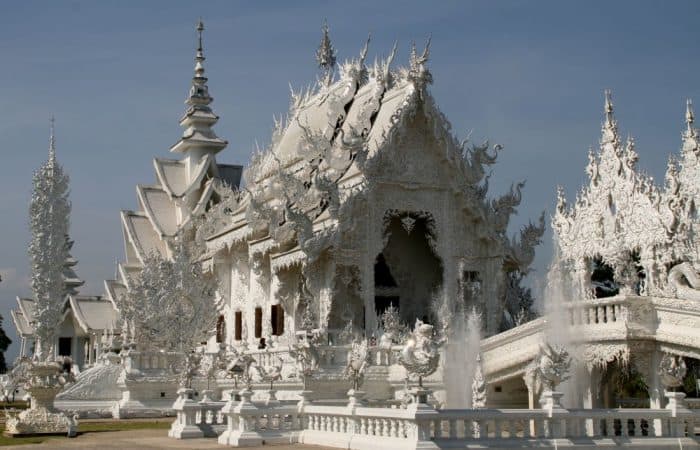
<box><xmin>5</xmin><ymin>362</ymin><xmax>77</xmax><ymax>437</ymax></box>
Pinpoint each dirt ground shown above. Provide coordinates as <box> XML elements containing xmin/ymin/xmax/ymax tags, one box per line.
<box><xmin>1</xmin><ymin>428</ymin><xmax>331</xmax><ymax>450</ymax></box>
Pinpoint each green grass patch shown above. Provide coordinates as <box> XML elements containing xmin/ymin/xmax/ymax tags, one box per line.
<box><xmin>0</xmin><ymin>420</ymin><xmax>170</xmax><ymax>446</ymax></box>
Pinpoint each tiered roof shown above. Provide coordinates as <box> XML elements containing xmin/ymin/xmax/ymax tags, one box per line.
<box><xmin>12</xmin><ymin>295</ymin><xmax>118</xmax><ymax>337</ymax></box>
<box><xmin>104</xmin><ymin>20</ymin><xmax>242</xmax><ymax>303</ymax></box>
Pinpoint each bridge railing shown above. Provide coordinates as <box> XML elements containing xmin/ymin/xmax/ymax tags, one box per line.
<box><xmin>566</xmin><ymin>296</ymin><xmax>629</xmax><ymax>326</ymax></box>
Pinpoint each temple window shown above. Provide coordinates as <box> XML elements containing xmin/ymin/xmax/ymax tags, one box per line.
<box><xmin>254</xmin><ymin>307</ymin><xmax>263</xmax><ymax>338</ymax></box>
<box><xmin>216</xmin><ymin>314</ymin><xmax>225</xmax><ymax>343</ymax></box>
<box><xmin>271</xmin><ymin>304</ymin><xmax>284</xmax><ymax>336</ymax></box>
<box><xmin>234</xmin><ymin>311</ymin><xmax>242</xmax><ymax>341</ymax></box>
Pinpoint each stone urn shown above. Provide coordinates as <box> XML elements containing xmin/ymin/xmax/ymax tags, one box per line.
<box><xmin>5</xmin><ymin>360</ymin><xmax>77</xmax><ymax>436</ymax></box>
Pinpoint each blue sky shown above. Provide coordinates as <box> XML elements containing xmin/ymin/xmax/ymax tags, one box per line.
<box><xmin>1</xmin><ymin>1</ymin><xmax>699</xmax><ymax>362</ymax></box>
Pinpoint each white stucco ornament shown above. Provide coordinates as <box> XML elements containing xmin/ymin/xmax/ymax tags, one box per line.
<box><xmin>399</xmin><ymin>319</ymin><xmax>444</xmax><ymax>387</ymax></box>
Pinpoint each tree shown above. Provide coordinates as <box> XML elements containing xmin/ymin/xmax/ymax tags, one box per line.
<box><xmin>28</xmin><ymin>126</ymin><xmax>70</xmax><ymax>361</ymax></box>
<box><xmin>118</xmin><ymin>237</ymin><xmax>221</xmax><ymax>387</ymax></box>
<box><xmin>0</xmin><ymin>314</ymin><xmax>12</xmax><ymax>373</ymax></box>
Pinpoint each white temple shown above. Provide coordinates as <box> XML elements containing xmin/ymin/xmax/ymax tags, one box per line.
<box><xmin>9</xmin><ymin>22</ymin><xmax>700</xmax><ymax>442</ymax></box>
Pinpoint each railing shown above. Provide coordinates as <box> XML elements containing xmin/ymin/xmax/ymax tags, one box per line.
<box><xmin>168</xmin><ymin>389</ymin><xmax>227</xmax><ymax>439</ymax></box>
<box><xmin>303</xmin><ymin>404</ymin><xmax>416</xmax><ymax>439</ymax></box>
<box><xmin>416</xmin><ymin>408</ymin><xmax>695</xmax><ymax>440</ymax></box>
<box><xmin>566</xmin><ymin>296</ymin><xmax>629</xmax><ymax>326</ymax></box>
<box><xmin>171</xmin><ymin>391</ymin><xmax>700</xmax><ymax>448</ymax></box>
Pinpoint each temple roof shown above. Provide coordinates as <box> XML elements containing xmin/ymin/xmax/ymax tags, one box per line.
<box><xmin>68</xmin><ymin>296</ymin><xmax>118</xmax><ymax>333</ymax></box>
<box><xmin>120</xmin><ymin>210</ymin><xmax>168</xmax><ymax>261</ymax></box>
<box><xmin>11</xmin><ymin>308</ymin><xmax>33</xmax><ymax>336</ymax></box>
<box><xmin>245</xmin><ymin>39</ymin><xmax>432</xmax><ymax>185</ymax></box>
<box><xmin>107</xmin><ymin>20</ymin><xmax>242</xmax><ymax>315</ymax></box>
<box><xmin>11</xmin><ymin>295</ymin><xmax>117</xmax><ymax>338</ymax></box>
<box><xmin>136</xmin><ymin>184</ymin><xmax>179</xmax><ymax>237</ymax></box>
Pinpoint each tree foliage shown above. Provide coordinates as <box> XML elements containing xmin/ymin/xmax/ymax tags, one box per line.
<box><xmin>118</xmin><ymin>238</ymin><xmax>221</xmax><ymax>354</ymax></box>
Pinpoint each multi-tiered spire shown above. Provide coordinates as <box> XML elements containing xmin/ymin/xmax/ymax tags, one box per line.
<box><xmin>170</xmin><ymin>19</ymin><xmax>227</xmax><ymax>155</ymax></box>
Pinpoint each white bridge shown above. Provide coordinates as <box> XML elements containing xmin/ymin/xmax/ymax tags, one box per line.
<box><xmin>481</xmin><ymin>294</ymin><xmax>700</xmax><ymax>409</ymax></box>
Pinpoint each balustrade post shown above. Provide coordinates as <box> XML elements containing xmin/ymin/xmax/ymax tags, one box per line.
<box><xmin>406</xmin><ymin>398</ymin><xmax>440</xmax><ymax>448</ymax></box>
<box><xmin>665</xmin><ymin>391</ymin><xmax>691</xmax><ymax>437</ymax></box>
<box><xmin>217</xmin><ymin>388</ymin><xmax>263</xmax><ymax>446</ymax></box>
<box><xmin>541</xmin><ymin>391</ymin><xmax>567</xmax><ymax>438</ymax></box>
<box><xmin>168</xmin><ymin>388</ymin><xmax>203</xmax><ymax>439</ymax></box>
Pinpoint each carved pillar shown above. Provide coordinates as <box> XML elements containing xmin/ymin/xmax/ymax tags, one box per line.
<box><xmin>248</xmin><ymin>252</ymin><xmax>269</xmax><ymax>346</ymax></box>
<box><xmin>318</xmin><ymin>259</ymin><xmax>336</xmax><ymax>331</ymax></box>
<box><xmin>574</xmin><ymin>259</ymin><xmax>592</xmax><ymax>300</ymax></box>
<box><xmin>634</xmin><ymin>347</ymin><xmax>663</xmax><ymax>435</ymax></box>
<box><xmin>523</xmin><ymin>370</ymin><xmax>540</xmax><ymax>436</ymax></box>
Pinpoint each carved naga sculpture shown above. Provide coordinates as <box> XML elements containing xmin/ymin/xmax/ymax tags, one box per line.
<box><xmin>658</xmin><ymin>353</ymin><xmax>687</xmax><ymax>390</ymax></box>
<box><xmin>529</xmin><ymin>342</ymin><xmax>572</xmax><ymax>392</ymax></box>
<box><xmin>668</xmin><ymin>262</ymin><xmax>700</xmax><ymax>301</ymax></box>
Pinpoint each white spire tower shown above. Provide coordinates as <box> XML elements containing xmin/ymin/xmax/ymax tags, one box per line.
<box><xmin>170</xmin><ymin>19</ymin><xmax>227</xmax><ymax>164</ymax></box>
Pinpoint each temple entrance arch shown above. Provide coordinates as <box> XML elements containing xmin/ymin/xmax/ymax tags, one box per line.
<box><xmin>374</xmin><ymin>211</ymin><xmax>443</xmax><ymax>326</ymax></box>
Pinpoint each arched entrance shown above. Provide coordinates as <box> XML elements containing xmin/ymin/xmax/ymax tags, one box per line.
<box><xmin>374</xmin><ymin>212</ymin><xmax>443</xmax><ymax>326</ymax></box>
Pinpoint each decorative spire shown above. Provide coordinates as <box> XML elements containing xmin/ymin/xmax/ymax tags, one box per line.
<box><xmin>686</xmin><ymin>99</ymin><xmax>695</xmax><ymax>137</ymax></box>
<box><xmin>188</xmin><ymin>18</ymin><xmax>210</xmax><ymax>105</ymax></box>
<box><xmin>195</xmin><ymin>18</ymin><xmax>205</xmax><ymax>78</ymax></box>
<box><xmin>601</xmin><ymin>90</ymin><xmax>618</xmax><ymax>146</ymax></box>
<box><xmin>48</xmin><ymin>115</ymin><xmax>56</xmax><ymax>164</ymax></box>
<box><xmin>316</xmin><ymin>20</ymin><xmax>337</xmax><ymax>86</ymax></box>
<box><xmin>604</xmin><ymin>89</ymin><xmax>614</xmax><ymax>127</ymax></box>
<box><xmin>170</xmin><ymin>18</ymin><xmax>227</xmax><ymax>155</ymax></box>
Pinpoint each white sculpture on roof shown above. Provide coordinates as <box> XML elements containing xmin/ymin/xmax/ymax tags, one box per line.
<box><xmin>553</xmin><ymin>92</ymin><xmax>700</xmax><ymax>300</ymax></box>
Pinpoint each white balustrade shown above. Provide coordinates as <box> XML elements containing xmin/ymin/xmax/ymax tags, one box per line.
<box><xmin>171</xmin><ymin>389</ymin><xmax>700</xmax><ymax>449</ymax></box>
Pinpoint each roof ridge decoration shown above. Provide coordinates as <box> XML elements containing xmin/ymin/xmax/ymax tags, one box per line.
<box><xmin>406</xmin><ymin>37</ymin><xmax>432</xmax><ymax>93</ymax></box>
<box><xmin>316</xmin><ymin>19</ymin><xmax>337</xmax><ymax>87</ymax></box>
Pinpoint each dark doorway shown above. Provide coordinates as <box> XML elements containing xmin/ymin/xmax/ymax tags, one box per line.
<box><xmin>375</xmin><ymin>214</ymin><xmax>443</xmax><ymax>325</ymax></box>
<box><xmin>375</xmin><ymin>296</ymin><xmax>399</xmax><ymax>316</ymax></box>
<box><xmin>58</xmin><ymin>337</ymin><xmax>72</xmax><ymax>357</ymax></box>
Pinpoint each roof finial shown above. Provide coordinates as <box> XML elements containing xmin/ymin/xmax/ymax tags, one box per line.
<box><xmin>197</xmin><ymin>18</ymin><xmax>204</xmax><ymax>52</ymax></box>
<box><xmin>316</xmin><ymin>19</ymin><xmax>337</xmax><ymax>86</ymax></box>
<box><xmin>194</xmin><ymin>18</ymin><xmax>206</xmax><ymax>79</ymax></box>
<box><xmin>48</xmin><ymin>115</ymin><xmax>56</xmax><ymax>162</ymax></box>
<box><xmin>686</xmin><ymin>98</ymin><xmax>695</xmax><ymax>135</ymax></box>
<box><xmin>604</xmin><ymin>89</ymin><xmax>614</xmax><ymax>126</ymax></box>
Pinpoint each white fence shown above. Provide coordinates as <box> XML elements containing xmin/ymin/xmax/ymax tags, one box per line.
<box><xmin>168</xmin><ymin>390</ymin><xmax>700</xmax><ymax>449</ymax></box>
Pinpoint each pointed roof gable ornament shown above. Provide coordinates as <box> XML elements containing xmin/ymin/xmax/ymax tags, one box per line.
<box><xmin>407</xmin><ymin>36</ymin><xmax>432</xmax><ymax>90</ymax></box>
<box><xmin>685</xmin><ymin>99</ymin><xmax>695</xmax><ymax>138</ymax></box>
<box><xmin>601</xmin><ymin>90</ymin><xmax>619</xmax><ymax>146</ymax></box>
<box><xmin>316</xmin><ymin>20</ymin><xmax>337</xmax><ymax>86</ymax></box>
<box><xmin>170</xmin><ymin>18</ymin><xmax>227</xmax><ymax>155</ymax></box>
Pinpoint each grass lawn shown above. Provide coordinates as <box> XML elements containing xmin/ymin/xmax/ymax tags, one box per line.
<box><xmin>0</xmin><ymin>420</ymin><xmax>171</xmax><ymax>446</ymax></box>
